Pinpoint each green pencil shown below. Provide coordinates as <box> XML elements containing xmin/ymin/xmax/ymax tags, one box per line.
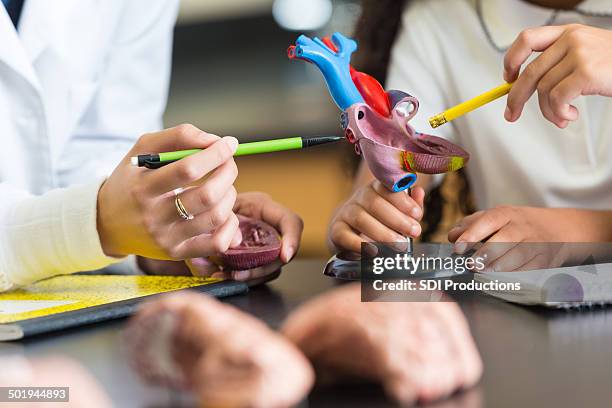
<box><xmin>131</xmin><ymin>136</ymin><xmax>343</xmax><ymax>169</ymax></box>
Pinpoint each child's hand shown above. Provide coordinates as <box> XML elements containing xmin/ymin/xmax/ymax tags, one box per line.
<box><xmin>504</xmin><ymin>24</ymin><xmax>612</xmax><ymax>128</ymax></box>
<box><xmin>328</xmin><ymin>180</ymin><xmax>424</xmax><ymax>253</ymax></box>
<box><xmin>447</xmin><ymin>206</ymin><xmax>609</xmax><ymax>272</ymax></box>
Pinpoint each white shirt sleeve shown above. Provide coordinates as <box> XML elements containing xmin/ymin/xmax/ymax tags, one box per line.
<box><xmin>0</xmin><ymin>180</ymin><xmax>122</xmax><ymax>291</ymax></box>
<box><xmin>56</xmin><ymin>0</ymin><xmax>179</xmax><ymax>186</ymax></box>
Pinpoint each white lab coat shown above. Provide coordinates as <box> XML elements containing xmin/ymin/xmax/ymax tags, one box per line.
<box><xmin>0</xmin><ymin>0</ymin><xmax>178</xmax><ymax>192</ymax></box>
<box><xmin>0</xmin><ymin>0</ymin><xmax>179</xmax><ymax>289</ymax></box>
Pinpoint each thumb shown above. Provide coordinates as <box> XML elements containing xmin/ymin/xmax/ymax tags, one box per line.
<box><xmin>186</xmin><ymin>258</ymin><xmax>220</xmax><ymax>277</ymax></box>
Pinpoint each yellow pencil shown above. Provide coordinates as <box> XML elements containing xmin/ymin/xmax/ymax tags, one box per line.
<box><xmin>429</xmin><ymin>82</ymin><xmax>514</xmax><ymax>128</ymax></box>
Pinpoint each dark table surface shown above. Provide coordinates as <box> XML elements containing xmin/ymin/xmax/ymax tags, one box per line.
<box><xmin>4</xmin><ymin>259</ymin><xmax>612</xmax><ymax>408</ymax></box>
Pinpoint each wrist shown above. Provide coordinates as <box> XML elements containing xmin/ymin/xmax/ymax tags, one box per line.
<box><xmin>556</xmin><ymin>208</ymin><xmax>612</xmax><ymax>242</ymax></box>
<box><xmin>96</xmin><ymin>180</ymin><xmax>128</xmax><ymax>258</ymax></box>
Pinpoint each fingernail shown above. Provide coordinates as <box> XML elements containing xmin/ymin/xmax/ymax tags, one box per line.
<box><xmin>364</xmin><ymin>242</ymin><xmax>378</xmax><ymax>257</ymax></box>
<box><xmin>455</xmin><ymin>241</ymin><xmax>467</xmax><ymax>254</ymax></box>
<box><xmin>222</xmin><ymin>136</ymin><xmax>239</xmax><ymax>153</ymax></box>
<box><xmin>409</xmin><ymin>224</ymin><xmax>420</xmax><ymax>237</ymax></box>
<box><xmin>392</xmin><ymin>237</ymin><xmax>409</xmax><ymax>252</ymax></box>
<box><xmin>394</xmin><ymin>234</ymin><xmax>408</xmax><ymax>242</ymax></box>
<box><xmin>282</xmin><ymin>246</ymin><xmax>295</xmax><ymax>263</ymax></box>
<box><xmin>233</xmin><ymin>270</ymin><xmax>250</xmax><ymax>281</ymax></box>
<box><xmin>504</xmin><ymin>106</ymin><xmax>512</xmax><ymax>121</ymax></box>
<box><xmin>410</xmin><ymin>207</ymin><xmax>422</xmax><ymax>219</ymax></box>
<box><xmin>211</xmin><ymin>272</ymin><xmax>225</xmax><ymax>279</ymax></box>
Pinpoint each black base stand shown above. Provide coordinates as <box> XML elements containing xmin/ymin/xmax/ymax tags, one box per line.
<box><xmin>323</xmin><ymin>240</ymin><xmax>461</xmax><ymax>281</ymax></box>
<box><xmin>323</xmin><ymin>251</ymin><xmax>363</xmax><ymax>281</ymax></box>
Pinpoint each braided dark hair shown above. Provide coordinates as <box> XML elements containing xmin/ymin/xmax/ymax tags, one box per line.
<box><xmin>352</xmin><ymin>0</ymin><xmax>475</xmax><ymax>241</ymax></box>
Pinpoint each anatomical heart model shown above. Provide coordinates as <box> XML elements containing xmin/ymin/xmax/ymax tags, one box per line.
<box><xmin>288</xmin><ymin>32</ymin><xmax>469</xmax><ymax>192</ymax></box>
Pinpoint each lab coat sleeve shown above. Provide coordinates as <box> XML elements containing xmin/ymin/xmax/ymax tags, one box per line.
<box><xmin>55</xmin><ymin>0</ymin><xmax>180</xmax><ymax>187</ymax></box>
<box><xmin>0</xmin><ymin>180</ymin><xmax>122</xmax><ymax>291</ymax></box>
<box><xmin>386</xmin><ymin>0</ymin><xmax>457</xmax><ymax>143</ymax></box>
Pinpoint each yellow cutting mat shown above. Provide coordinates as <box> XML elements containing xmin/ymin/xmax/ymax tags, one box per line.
<box><xmin>0</xmin><ymin>275</ymin><xmax>220</xmax><ymax>323</ymax></box>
